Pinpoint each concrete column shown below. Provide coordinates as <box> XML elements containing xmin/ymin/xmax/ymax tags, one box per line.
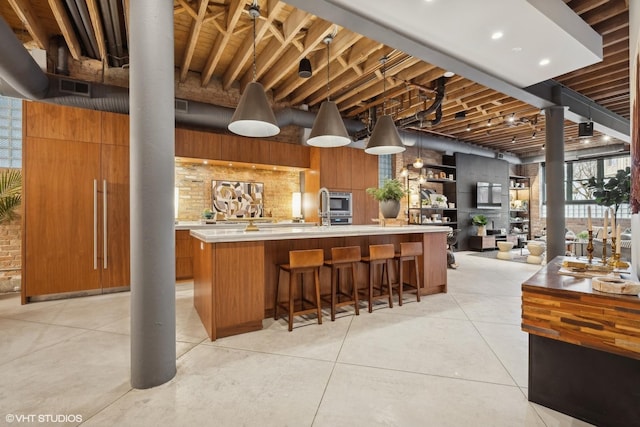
<box><xmin>545</xmin><ymin>106</ymin><xmax>566</xmax><ymax>262</ymax></box>
<box><xmin>129</xmin><ymin>0</ymin><xmax>176</xmax><ymax>388</ymax></box>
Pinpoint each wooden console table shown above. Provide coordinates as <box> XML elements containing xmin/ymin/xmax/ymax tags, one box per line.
<box><xmin>521</xmin><ymin>257</ymin><xmax>640</xmax><ymax>427</ymax></box>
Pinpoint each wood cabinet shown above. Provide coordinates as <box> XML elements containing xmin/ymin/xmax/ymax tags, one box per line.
<box><xmin>175</xmin><ymin>128</ymin><xmax>310</xmax><ymax>169</ymax></box>
<box><xmin>304</xmin><ymin>146</ymin><xmax>378</xmax><ymax>224</ymax></box>
<box><xmin>22</xmin><ymin>104</ymin><xmax>130</xmax><ymax>302</ymax></box>
<box><xmin>175</xmin><ymin>230</ymin><xmax>193</xmax><ymax>280</ymax></box>
<box><xmin>468</xmin><ymin>235</ymin><xmax>496</xmax><ymax>251</ymax></box>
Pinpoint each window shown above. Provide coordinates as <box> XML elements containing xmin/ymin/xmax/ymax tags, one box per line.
<box><xmin>378</xmin><ymin>154</ymin><xmax>392</xmax><ymax>186</ymax></box>
<box><xmin>541</xmin><ymin>154</ymin><xmax>631</xmax><ymax>219</ymax></box>
<box><xmin>0</xmin><ymin>96</ymin><xmax>22</xmax><ymax>168</ymax></box>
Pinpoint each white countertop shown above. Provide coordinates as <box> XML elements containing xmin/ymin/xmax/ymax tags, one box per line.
<box><xmin>175</xmin><ymin>220</ymin><xmax>316</xmax><ymax>230</ymax></box>
<box><xmin>190</xmin><ymin>224</ymin><xmax>451</xmax><ymax>243</ymax></box>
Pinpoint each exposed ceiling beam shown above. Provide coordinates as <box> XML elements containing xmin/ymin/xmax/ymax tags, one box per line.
<box><xmin>222</xmin><ymin>0</ymin><xmax>285</xmax><ymax>90</ymax></box>
<box><xmin>239</xmin><ymin>8</ymin><xmax>312</xmax><ymax>90</ymax></box>
<box><xmin>284</xmin><ymin>0</ymin><xmax>629</xmax><ymax>141</ymax></box>
<box><xmin>48</xmin><ymin>0</ymin><xmax>82</xmax><ymax>60</ymax></box>
<box><xmin>8</xmin><ymin>0</ymin><xmax>48</xmax><ymax>49</ymax></box>
<box><xmin>274</xmin><ymin>29</ymin><xmax>362</xmax><ymax>101</ymax></box>
<box><xmin>180</xmin><ymin>0</ymin><xmax>210</xmax><ymax>83</ymax></box>
<box><xmin>86</xmin><ymin>0</ymin><xmax>107</xmax><ymax>62</ymax></box>
<box><xmin>201</xmin><ymin>0</ymin><xmax>245</xmax><ymax>86</ymax></box>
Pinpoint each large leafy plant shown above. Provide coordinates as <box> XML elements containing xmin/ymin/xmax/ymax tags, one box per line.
<box><xmin>366</xmin><ymin>178</ymin><xmax>406</xmax><ymax>202</ymax></box>
<box><xmin>0</xmin><ymin>169</ymin><xmax>22</xmax><ymax>224</ymax></box>
<box><xmin>585</xmin><ymin>167</ymin><xmax>630</xmax><ymax>218</ymax></box>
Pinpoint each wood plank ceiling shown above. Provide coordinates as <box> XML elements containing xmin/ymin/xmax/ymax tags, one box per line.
<box><xmin>0</xmin><ymin>0</ymin><xmax>630</xmax><ymax>158</ymax></box>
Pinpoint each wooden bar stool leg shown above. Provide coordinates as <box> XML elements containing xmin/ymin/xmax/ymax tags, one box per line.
<box><xmin>314</xmin><ymin>268</ymin><xmax>322</xmax><ymax>325</ymax></box>
<box><xmin>351</xmin><ymin>262</ymin><xmax>360</xmax><ymax>316</ymax></box>
<box><xmin>414</xmin><ymin>256</ymin><xmax>421</xmax><ymax>302</ymax></box>
<box><xmin>385</xmin><ymin>259</ymin><xmax>393</xmax><ymax>308</ymax></box>
<box><xmin>274</xmin><ymin>268</ymin><xmax>281</xmax><ymax>320</ymax></box>
<box><xmin>398</xmin><ymin>259</ymin><xmax>404</xmax><ymax>306</ymax></box>
<box><xmin>288</xmin><ymin>271</ymin><xmax>295</xmax><ymax>332</ymax></box>
<box><xmin>368</xmin><ymin>263</ymin><xmax>374</xmax><ymax>313</ymax></box>
<box><xmin>331</xmin><ymin>266</ymin><xmax>337</xmax><ymax>321</ymax></box>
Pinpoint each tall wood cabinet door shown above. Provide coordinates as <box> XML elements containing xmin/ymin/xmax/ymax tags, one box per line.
<box><xmin>100</xmin><ymin>144</ymin><xmax>130</xmax><ymax>288</ymax></box>
<box><xmin>24</xmin><ymin>138</ymin><xmax>101</xmax><ymax>297</ymax></box>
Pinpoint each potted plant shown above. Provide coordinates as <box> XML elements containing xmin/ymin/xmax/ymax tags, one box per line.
<box><xmin>0</xmin><ymin>169</ymin><xmax>22</xmax><ymax>224</ymax></box>
<box><xmin>472</xmin><ymin>214</ymin><xmax>488</xmax><ymax>236</ymax></box>
<box><xmin>366</xmin><ymin>178</ymin><xmax>405</xmax><ymax>219</ymax></box>
<box><xmin>585</xmin><ymin>166</ymin><xmax>630</xmax><ymax>221</ymax></box>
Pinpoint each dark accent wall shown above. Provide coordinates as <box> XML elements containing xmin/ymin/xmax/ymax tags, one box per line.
<box><xmin>455</xmin><ymin>153</ymin><xmax>509</xmax><ymax>250</ymax></box>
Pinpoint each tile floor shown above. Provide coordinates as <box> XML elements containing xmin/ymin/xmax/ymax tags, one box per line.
<box><xmin>0</xmin><ymin>252</ymin><xmax>594</xmax><ymax>426</ymax></box>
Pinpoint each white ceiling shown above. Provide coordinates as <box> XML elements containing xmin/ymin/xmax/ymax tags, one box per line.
<box><xmin>327</xmin><ymin>0</ymin><xmax>603</xmax><ymax>88</ymax></box>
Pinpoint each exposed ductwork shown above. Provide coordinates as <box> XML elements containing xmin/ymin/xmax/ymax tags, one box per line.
<box><xmin>64</xmin><ymin>0</ymin><xmax>99</xmax><ymax>59</ymax></box>
<box><xmin>398</xmin><ymin>76</ymin><xmax>446</xmax><ymax>128</ymax></box>
<box><xmin>351</xmin><ymin>129</ymin><xmax>521</xmax><ymax>164</ymax></box>
<box><xmin>0</xmin><ymin>17</ymin><xmax>48</xmax><ymax>99</ymax></box>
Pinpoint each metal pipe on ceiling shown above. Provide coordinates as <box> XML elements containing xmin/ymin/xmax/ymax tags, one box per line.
<box><xmin>63</xmin><ymin>0</ymin><xmax>97</xmax><ymax>58</ymax></box>
<box><xmin>109</xmin><ymin>0</ymin><xmax>127</xmax><ymax>65</ymax></box>
<box><xmin>73</xmin><ymin>0</ymin><xmax>100</xmax><ymax>59</ymax></box>
<box><xmin>99</xmin><ymin>0</ymin><xmax>120</xmax><ymax>67</ymax></box>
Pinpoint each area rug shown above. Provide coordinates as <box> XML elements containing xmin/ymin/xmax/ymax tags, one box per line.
<box><xmin>465</xmin><ymin>248</ymin><xmax>530</xmax><ymax>264</ymax></box>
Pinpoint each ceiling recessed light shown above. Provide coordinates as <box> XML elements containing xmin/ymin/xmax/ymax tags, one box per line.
<box><xmin>512</xmin><ymin>47</ymin><xmax>522</xmax><ymax>53</ymax></box>
<box><xmin>583</xmin><ymin>138</ymin><xmax>590</xmax><ymax>144</ymax></box>
<box><xmin>511</xmin><ymin>136</ymin><xmax>516</xmax><ymax>143</ymax></box>
<box><xmin>487</xmin><ymin>118</ymin><xmax>492</xmax><ymax>127</ymax></box>
<box><xmin>508</xmin><ymin>113</ymin><xmax>515</xmax><ymax>123</ymax></box>
<box><xmin>541</xmin><ymin>144</ymin><xmax>545</xmax><ymax>150</ymax></box>
<box><xmin>228</xmin><ymin>163</ymin><xmax>233</xmax><ymax>167</ymax></box>
<box><xmin>443</xmin><ymin>71</ymin><xmax>455</xmax><ymax>77</ymax></box>
<box><xmin>491</xmin><ymin>31</ymin><xmax>503</xmax><ymax>40</ymax></box>
<box><xmin>603</xmin><ymin>135</ymin><xmax>611</xmax><ymax>141</ymax></box>
<box><xmin>539</xmin><ymin>58</ymin><xmax>550</xmax><ymax>66</ymax></box>
<box><xmin>466</xmin><ymin>124</ymin><xmax>471</xmax><ymax>131</ymax></box>
<box><xmin>203</xmin><ymin>160</ymin><xmax>208</xmax><ymax>164</ymax></box>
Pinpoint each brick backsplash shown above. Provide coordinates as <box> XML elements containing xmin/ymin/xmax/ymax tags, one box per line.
<box><xmin>175</xmin><ymin>160</ymin><xmax>301</xmax><ymax>221</ymax></box>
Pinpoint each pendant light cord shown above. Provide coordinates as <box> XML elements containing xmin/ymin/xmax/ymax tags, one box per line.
<box><xmin>252</xmin><ymin>9</ymin><xmax>257</xmax><ymax>82</ymax></box>
<box><xmin>326</xmin><ymin>39</ymin><xmax>331</xmax><ymax>102</ymax></box>
<box><xmin>380</xmin><ymin>56</ymin><xmax>388</xmax><ymax>116</ymax></box>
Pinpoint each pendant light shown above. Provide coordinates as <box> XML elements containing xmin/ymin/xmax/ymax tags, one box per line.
<box><xmin>228</xmin><ymin>3</ymin><xmax>279</xmax><ymax>138</ymax></box>
<box><xmin>413</xmin><ymin>121</ymin><xmax>424</xmax><ymax>169</ymax></box>
<box><xmin>365</xmin><ymin>57</ymin><xmax>405</xmax><ymax>155</ymax></box>
<box><xmin>307</xmin><ymin>34</ymin><xmax>350</xmax><ymax>147</ymax></box>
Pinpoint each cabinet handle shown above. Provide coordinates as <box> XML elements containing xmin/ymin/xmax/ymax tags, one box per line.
<box><xmin>103</xmin><ymin>179</ymin><xmax>108</xmax><ymax>269</ymax></box>
<box><xmin>93</xmin><ymin>179</ymin><xmax>97</xmax><ymax>270</ymax></box>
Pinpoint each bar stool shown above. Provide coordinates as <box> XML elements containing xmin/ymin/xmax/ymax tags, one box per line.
<box><xmin>323</xmin><ymin>246</ymin><xmax>361</xmax><ymax>321</ymax></box>
<box><xmin>274</xmin><ymin>249</ymin><xmax>323</xmax><ymax>331</ymax></box>
<box><xmin>394</xmin><ymin>242</ymin><xmax>422</xmax><ymax>305</ymax></box>
<box><xmin>361</xmin><ymin>244</ymin><xmax>394</xmax><ymax>313</ymax></box>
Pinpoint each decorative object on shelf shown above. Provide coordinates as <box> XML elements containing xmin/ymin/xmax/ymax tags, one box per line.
<box><xmin>366</xmin><ymin>178</ymin><xmax>405</xmax><ymax>218</ymax></box>
<box><xmin>472</xmin><ymin>214</ymin><xmax>488</xmax><ymax>236</ymax></box>
<box><xmin>429</xmin><ymin>194</ymin><xmax>447</xmax><ymax>208</ymax></box>
<box><xmin>365</xmin><ymin>57</ymin><xmax>405</xmax><ymax>155</ymax></box>
<box><xmin>426</xmin><ymin>170</ymin><xmax>434</xmax><ymax>179</ymax></box>
<box><xmin>307</xmin><ymin>32</ymin><xmax>351</xmax><ymax>147</ymax></box>
<box><xmin>228</xmin><ymin>4</ymin><xmax>279</xmax><ymax>138</ymax></box>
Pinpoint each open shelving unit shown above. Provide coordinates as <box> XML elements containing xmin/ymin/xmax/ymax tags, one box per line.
<box><xmin>405</xmin><ymin>157</ymin><xmax>457</xmax><ymax>227</ymax></box>
<box><xmin>509</xmin><ymin>175</ymin><xmax>531</xmax><ymax>243</ymax></box>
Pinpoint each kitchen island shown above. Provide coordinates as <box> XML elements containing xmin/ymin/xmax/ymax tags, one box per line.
<box><xmin>190</xmin><ymin>225</ymin><xmax>450</xmax><ymax>340</ymax></box>
<box><xmin>521</xmin><ymin>257</ymin><xmax>640</xmax><ymax>427</ymax></box>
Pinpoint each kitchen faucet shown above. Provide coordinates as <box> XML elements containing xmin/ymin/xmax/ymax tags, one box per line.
<box><xmin>318</xmin><ymin>187</ymin><xmax>330</xmax><ymax>226</ymax></box>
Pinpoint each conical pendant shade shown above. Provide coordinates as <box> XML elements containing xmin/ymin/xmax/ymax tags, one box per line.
<box><xmin>364</xmin><ymin>115</ymin><xmax>406</xmax><ymax>154</ymax></box>
<box><xmin>228</xmin><ymin>81</ymin><xmax>280</xmax><ymax>138</ymax></box>
<box><xmin>307</xmin><ymin>101</ymin><xmax>351</xmax><ymax>147</ymax></box>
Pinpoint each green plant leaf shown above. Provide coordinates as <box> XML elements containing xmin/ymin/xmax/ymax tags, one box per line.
<box><xmin>0</xmin><ymin>169</ymin><xmax>22</xmax><ymax>224</ymax></box>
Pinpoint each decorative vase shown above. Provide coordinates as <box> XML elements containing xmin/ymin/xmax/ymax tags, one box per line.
<box><xmin>380</xmin><ymin>200</ymin><xmax>400</xmax><ymax>219</ymax></box>
<box><xmin>477</xmin><ymin>225</ymin><xmax>487</xmax><ymax>236</ymax></box>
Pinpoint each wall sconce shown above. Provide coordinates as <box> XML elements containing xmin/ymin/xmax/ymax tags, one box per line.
<box><xmin>292</xmin><ymin>192</ymin><xmax>302</xmax><ymax>220</ymax></box>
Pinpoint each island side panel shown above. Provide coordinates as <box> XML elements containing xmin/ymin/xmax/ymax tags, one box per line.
<box><xmin>422</xmin><ymin>231</ymin><xmax>447</xmax><ymax>294</ymax></box>
<box><xmin>193</xmin><ymin>239</ymin><xmax>214</xmax><ymax>340</ymax></box>
<box><xmin>214</xmin><ymin>241</ymin><xmax>265</xmax><ymax>338</ymax></box>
